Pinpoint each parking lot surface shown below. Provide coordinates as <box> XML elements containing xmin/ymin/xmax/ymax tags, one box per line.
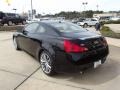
<box><xmin>0</xmin><ymin>32</ymin><xmax>120</xmax><ymax>90</ymax></box>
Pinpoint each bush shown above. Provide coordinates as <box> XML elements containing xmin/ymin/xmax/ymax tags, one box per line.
<box><xmin>100</xmin><ymin>26</ymin><xmax>120</xmax><ymax>39</ymax></box>
<box><xmin>101</xmin><ymin>20</ymin><xmax>120</xmax><ymax>24</ymax></box>
<box><xmin>0</xmin><ymin>25</ymin><xmax>24</xmax><ymax>31</ymax></box>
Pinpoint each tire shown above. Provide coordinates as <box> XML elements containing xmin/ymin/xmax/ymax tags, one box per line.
<box><xmin>40</xmin><ymin>51</ymin><xmax>56</xmax><ymax>76</ymax></box>
<box><xmin>13</xmin><ymin>37</ymin><xmax>21</xmax><ymax>50</ymax></box>
<box><xmin>83</xmin><ymin>23</ymin><xmax>88</xmax><ymax>28</ymax></box>
<box><xmin>22</xmin><ymin>21</ymin><xmax>26</xmax><ymax>25</ymax></box>
<box><xmin>8</xmin><ymin>21</ymin><xmax>13</xmax><ymax>26</ymax></box>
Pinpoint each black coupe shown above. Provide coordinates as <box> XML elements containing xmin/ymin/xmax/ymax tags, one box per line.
<box><xmin>13</xmin><ymin>21</ymin><xmax>109</xmax><ymax>75</ymax></box>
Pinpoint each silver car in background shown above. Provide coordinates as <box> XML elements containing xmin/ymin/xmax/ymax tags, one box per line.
<box><xmin>77</xmin><ymin>18</ymin><xmax>99</xmax><ymax>27</ymax></box>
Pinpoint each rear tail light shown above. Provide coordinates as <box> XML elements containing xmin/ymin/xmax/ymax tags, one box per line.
<box><xmin>64</xmin><ymin>40</ymin><xmax>88</xmax><ymax>53</ymax></box>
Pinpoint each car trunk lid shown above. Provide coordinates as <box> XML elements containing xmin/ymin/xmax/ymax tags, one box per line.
<box><xmin>62</xmin><ymin>31</ymin><xmax>105</xmax><ymax>51</ymax></box>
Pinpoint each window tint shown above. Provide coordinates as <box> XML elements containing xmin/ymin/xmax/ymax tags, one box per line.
<box><xmin>0</xmin><ymin>13</ymin><xmax>2</xmax><ymax>19</ymax></box>
<box><xmin>36</xmin><ymin>24</ymin><xmax>58</xmax><ymax>36</ymax></box>
<box><xmin>15</xmin><ymin>14</ymin><xmax>20</xmax><ymax>18</ymax></box>
<box><xmin>91</xmin><ymin>19</ymin><xmax>97</xmax><ymax>21</ymax></box>
<box><xmin>25</xmin><ymin>23</ymin><xmax>39</xmax><ymax>33</ymax></box>
<box><xmin>6</xmin><ymin>13</ymin><xmax>16</xmax><ymax>17</ymax></box>
<box><xmin>79</xmin><ymin>19</ymin><xmax>85</xmax><ymax>22</ymax></box>
<box><xmin>49</xmin><ymin>22</ymin><xmax>86</xmax><ymax>33</ymax></box>
<box><xmin>36</xmin><ymin>25</ymin><xmax>46</xmax><ymax>33</ymax></box>
<box><xmin>0</xmin><ymin>12</ymin><xmax>4</xmax><ymax>19</ymax></box>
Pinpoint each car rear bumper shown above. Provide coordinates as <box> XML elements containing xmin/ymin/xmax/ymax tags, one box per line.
<box><xmin>55</xmin><ymin>46</ymin><xmax>109</xmax><ymax>72</ymax></box>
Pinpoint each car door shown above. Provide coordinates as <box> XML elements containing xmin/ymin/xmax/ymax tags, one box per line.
<box><xmin>28</xmin><ymin>23</ymin><xmax>47</xmax><ymax>56</ymax></box>
<box><xmin>17</xmin><ymin>23</ymin><xmax>39</xmax><ymax>53</ymax></box>
<box><xmin>0</xmin><ymin>12</ymin><xmax>3</xmax><ymax>20</ymax></box>
<box><xmin>28</xmin><ymin>23</ymin><xmax>59</xmax><ymax>56</ymax></box>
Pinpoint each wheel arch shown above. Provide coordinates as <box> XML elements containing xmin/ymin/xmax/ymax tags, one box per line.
<box><xmin>84</xmin><ymin>23</ymin><xmax>88</xmax><ymax>25</ymax></box>
<box><xmin>36</xmin><ymin>44</ymin><xmax>56</xmax><ymax>62</ymax></box>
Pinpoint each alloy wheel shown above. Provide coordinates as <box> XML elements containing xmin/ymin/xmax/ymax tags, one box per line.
<box><xmin>40</xmin><ymin>52</ymin><xmax>52</xmax><ymax>74</ymax></box>
<box><xmin>8</xmin><ymin>21</ymin><xmax>13</xmax><ymax>26</ymax></box>
<box><xmin>22</xmin><ymin>21</ymin><xmax>26</xmax><ymax>25</ymax></box>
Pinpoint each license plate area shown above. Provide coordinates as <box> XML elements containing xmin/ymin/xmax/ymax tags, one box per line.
<box><xmin>94</xmin><ymin>60</ymin><xmax>101</xmax><ymax>68</ymax></box>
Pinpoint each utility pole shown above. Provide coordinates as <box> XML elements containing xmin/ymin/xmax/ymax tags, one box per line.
<box><xmin>82</xmin><ymin>2</ymin><xmax>88</xmax><ymax>18</ymax></box>
<box><xmin>96</xmin><ymin>4</ymin><xmax>99</xmax><ymax>11</ymax></box>
<box><xmin>31</xmin><ymin>0</ymin><xmax>33</xmax><ymax>19</ymax></box>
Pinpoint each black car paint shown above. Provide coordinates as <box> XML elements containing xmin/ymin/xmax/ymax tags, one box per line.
<box><xmin>13</xmin><ymin>21</ymin><xmax>109</xmax><ymax>72</ymax></box>
<box><xmin>14</xmin><ymin>23</ymin><xmax>61</xmax><ymax>59</ymax></box>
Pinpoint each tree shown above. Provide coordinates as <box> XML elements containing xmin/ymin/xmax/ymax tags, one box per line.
<box><xmin>42</xmin><ymin>10</ymin><xmax>104</xmax><ymax>19</ymax></box>
<box><xmin>54</xmin><ymin>11</ymin><xmax>81</xmax><ymax>19</ymax></box>
<box><xmin>81</xmin><ymin>10</ymin><xmax>94</xmax><ymax>18</ymax></box>
<box><xmin>94</xmin><ymin>11</ymin><xmax>103</xmax><ymax>14</ymax></box>
<box><xmin>35</xmin><ymin>14</ymin><xmax>41</xmax><ymax>18</ymax></box>
<box><xmin>81</xmin><ymin>10</ymin><xmax>103</xmax><ymax>18</ymax></box>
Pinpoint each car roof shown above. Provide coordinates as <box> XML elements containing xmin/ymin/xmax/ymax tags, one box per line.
<box><xmin>41</xmin><ymin>20</ymin><xmax>66</xmax><ymax>24</ymax></box>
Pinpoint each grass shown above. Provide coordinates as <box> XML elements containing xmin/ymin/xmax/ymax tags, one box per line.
<box><xmin>100</xmin><ymin>26</ymin><xmax>120</xmax><ymax>39</ymax></box>
<box><xmin>0</xmin><ymin>25</ymin><xmax>23</xmax><ymax>31</ymax></box>
<box><xmin>101</xmin><ymin>20</ymin><xmax>120</xmax><ymax>25</ymax></box>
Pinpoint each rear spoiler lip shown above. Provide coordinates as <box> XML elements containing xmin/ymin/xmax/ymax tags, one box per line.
<box><xmin>79</xmin><ymin>35</ymin><xmax>101</xmax><ymax>40</ymax></box>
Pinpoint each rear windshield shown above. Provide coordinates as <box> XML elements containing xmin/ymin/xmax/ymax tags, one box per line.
<box><xmin>49</xmin><ymin>22</ymin><xmax>87</xmax><ymax>33</ymax></box>
<box><xmin>0</xmin><ymin>13</ymin><xmax>2</xmax><ymax>18</ymax></box>
<box><xmin>6</xmin><ymin>13</ymin><xmax>19</xmax><ymax>17</ymax></box>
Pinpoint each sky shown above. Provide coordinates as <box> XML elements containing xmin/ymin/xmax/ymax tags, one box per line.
<box><xmin>0</xmin><ymin>0</ymin><xmax>120</xmax><ymax>14</ymax></box>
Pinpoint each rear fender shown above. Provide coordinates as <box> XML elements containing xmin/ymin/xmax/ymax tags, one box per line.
<box><xmin>36</xmin><ymin>42</ymin><xmax>55</xmax><ymax>61</ymax></box>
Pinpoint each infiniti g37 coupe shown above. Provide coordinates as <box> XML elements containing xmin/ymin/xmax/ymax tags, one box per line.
<box><xmin>13</xmin><ymin>21</ymin><xmax>109</xmax><ymax>75</ymax></box>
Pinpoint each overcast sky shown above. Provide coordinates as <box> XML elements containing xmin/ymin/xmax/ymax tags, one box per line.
<box><xmin>0</xmin><ymin>0</ymin><xmax>120</xmax><ymax>14</ymax></box>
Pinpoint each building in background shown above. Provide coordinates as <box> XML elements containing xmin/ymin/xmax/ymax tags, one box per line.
<box><xmin>93</xmin><ymin>12</ymin><xmax>120</xmax><ymax>21</ymax></box>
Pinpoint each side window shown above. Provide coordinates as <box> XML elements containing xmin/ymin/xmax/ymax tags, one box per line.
<box><xmin>0</xmin><ymin>13</ymin><xmax>1</xmax><ymax>16</ymax></box>
<box><xmin>0</xmin><ymin>13</ymin><xmax>4</xmax><ymax>19</ymax></box>
<box><xmin>91</xmin><ymin>19</ymin><xmax>97</xmax><ymax>21</ymax></box>
<box><xmin>36</xmin><ymin>24</ymin><xmax>58</xmax><ymax>36</ymax></box>
<box><xmin>36</xmin><ymin>25</ymin><xmax>46</xmax><ymax>33</ymax></box>
<box><xmin>25</xmin><ymin>23</ymin><xmax>39</xmax><ymax>33</ymax></box>
<box><xmin>15</xmin><ymin>14</ymin><xmax>20</xmax><ymax>18</ymax></box>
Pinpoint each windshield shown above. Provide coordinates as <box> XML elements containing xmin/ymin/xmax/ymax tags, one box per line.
<box><xmin>6</xmin><ymin>13</ymin><xmax>15</xmax><ymax>17</ymax></box>
<box><xmin>6</xmin><ymin>13</ymin><xmax>20</xmax><ymax>17</ymax></box>
<box><xmin>49</xmin><ymin>22</ymin><xmax>87</xmax><ymax>33</ymax></box>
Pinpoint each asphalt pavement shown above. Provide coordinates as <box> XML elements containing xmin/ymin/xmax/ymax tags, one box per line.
<box><xmin>0</xmin><ymin>32</ymin><xmax>120</xmax><ymax>90</ymax></box>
